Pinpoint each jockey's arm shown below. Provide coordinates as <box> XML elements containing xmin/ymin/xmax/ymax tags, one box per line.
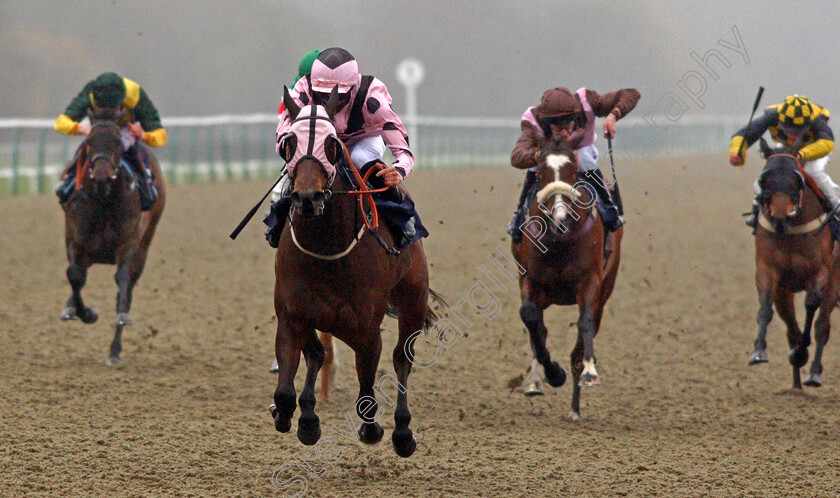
<box><xmin>585</xmin><ymin>88</ymin><xmax>641</xmax><ymax>139</ymax></box>
<box><xmin>511</xmin><ymin>121</ymin><xmax>541</xmax><ymax>169</ymax></box>
<box><xmin>132</xmin><ymin>87</ymin><xmax>167</xmax><ymax>147</ymax></box>
<box><xmin>54</xmin><ymin>82</ymin><xmax>96</xmax><ymax>136</ymax></box>
<box><xmin>729</xmin><ymin>109</ymin><xmax>777</xmax><ymax>165</ymax></box>
<box><xmin>798</xmin><ymin>116</ymin><xmax>834</xmax><ymax>161</ymax></box>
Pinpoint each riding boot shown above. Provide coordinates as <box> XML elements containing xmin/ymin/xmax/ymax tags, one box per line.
<box><xmin>508</xmin><ymin>170</ymin><xmax>537</xmax><ymax>243</ymax></box>
<box><xmin>582</xmin><ymin>169</ymin><xmax>624</xmax><ymax>232</ymax></box>
<box><xmin>125</xmin><ymin>146</ymin><xmax>157</xmax><ymax>210</ymax></box>
<box><xmin>745</xmin><ymin>198</ymin><xmax>760</xmax><ymax>232</ymax></box>
<box><xmin>55</xmin><ymin>171</ymin><xmax>76</xmax><ymax>204</ymax></box>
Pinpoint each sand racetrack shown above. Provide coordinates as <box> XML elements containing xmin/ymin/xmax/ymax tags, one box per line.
<box><xmin>2</xmin><ymin>153</ymin><xmax>840</xmax><ymax>496</ymax></box>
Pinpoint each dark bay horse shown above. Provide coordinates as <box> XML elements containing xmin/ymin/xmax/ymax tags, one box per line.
<box><xmin>269</xmin><ymin>88</ymin><xmax>435</xmax><ymax>457</ymax></box>
<box><xmin>750</xmin><ymin>138</ymin><xmax>839</xmax><ymax>389</ymax></box>
<box><xmin>60</xmin><ymin>109</ymin><xmax>166</xmax><ymax>365</ymax></box>
<box><xmin>512</xmin><ymin>136</ymin><xmax>623</xmax><ymax>420</ymax></box>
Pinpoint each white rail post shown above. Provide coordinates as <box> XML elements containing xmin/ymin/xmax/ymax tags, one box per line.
<box><xmin>395</xmin><ymin>59</ymin><xmax>425</xmax><ymax>151</ymax></box>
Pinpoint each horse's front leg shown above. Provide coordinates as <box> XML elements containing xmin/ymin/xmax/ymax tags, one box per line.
<box><xmin>270</xmin><ymin>314</ymin><xmax>304</xmax><ymax>433</ymax></box>
<box><xmin>774</xmin><ymin>290</ymin><xmax>803</xmax><ymax>389</ymax></box>
<box><xmin>576</xmin><ymin>275</ymin><xmax>601</xmax><ymax>388</ymax></box>
<box><xmin>805</xmin><ymin>297</ymin><xmax>832</xmax><ymax>387</ymax></box>
<box><xmin>354</xmin><ymin>332</ymin><xmax>384</xmax><ymax>445</ymax></box>
<box><xmin>61</xmin><ymin>253</ymin><xmax>98</xmax><ymax>324</ymax></box>
<box><xmin>297</xmin><ymin>329</ymin><xmax>325</xmax><ymax>445</ymax></box>
<box><xmin>519</xmin><ymin>281</ymin><xmax>566</xmax><ymax>388</ymax></box>
<box><xmin>750</xmin><ymin>263</ymin><xmax>777</xmax><ymax>365</ymax></box>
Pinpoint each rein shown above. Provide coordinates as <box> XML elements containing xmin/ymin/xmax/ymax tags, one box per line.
<box><xmin>75</xmin><ymin>144</ymin><xmax>90</xmax><ymax>189</ymax></box>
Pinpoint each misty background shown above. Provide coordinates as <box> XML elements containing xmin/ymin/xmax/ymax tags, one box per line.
<box><xmin>3</xmin><ymin>1</ymin><xmax>840</xmax><ymax>123</ymax></box>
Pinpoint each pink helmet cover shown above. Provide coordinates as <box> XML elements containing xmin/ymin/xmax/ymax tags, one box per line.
<box><xmin>310</xmin><ymin>59</ymin><xmax>360</xmax><ymax>93</ymax></box>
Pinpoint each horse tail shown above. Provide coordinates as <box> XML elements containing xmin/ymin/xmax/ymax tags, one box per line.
<box><xmin>424</xmin><ymin>288</ymin><xmax>449</xmax><ymax>329</ymax></box>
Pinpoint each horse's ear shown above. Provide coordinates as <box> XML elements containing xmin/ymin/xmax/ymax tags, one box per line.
<box><xmin>324</xmin><ymin>86</ymin><xmax>341</xmax><ymax>120</ymax></box>
<box><xmin>759</xmin><ymin>136</ymin><xmax>772</xmax><ymax>159</ymax></box>
<box><xmin>325</xmin><ymin>134</ymin><xmax>344</xmax><ymax>164</ymax></box>
<box><xmin>283</xmin><ymin>86</ymin><xmax>301</xmax><ymax>119</ymax></box>
<box><xmin>278</xmin><ymin>132</ymin><xmax>297</xmax><ymax>162</ymax></box>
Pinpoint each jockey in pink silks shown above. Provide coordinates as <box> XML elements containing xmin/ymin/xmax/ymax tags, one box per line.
<box><xmin>275</xmin><ymin>47</ymin><xmax>414</xmax><ymax>195</ymax></box>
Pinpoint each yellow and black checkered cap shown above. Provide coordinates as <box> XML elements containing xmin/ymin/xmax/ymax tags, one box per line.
<box><xmin>778</xmin><ymin>95</ymin><xmax>813</xmax><ymax>128</ymax></box>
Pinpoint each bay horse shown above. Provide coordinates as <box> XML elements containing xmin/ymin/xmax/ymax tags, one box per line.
<box><xmin>749</xmin><ymin>138</ymin><xmax>839</xmax><ymax>389</ymax></box>
<box><xmin>60</xmin><ymin>108</ymin><xmax>166</xmax><ymax>365</ymax></box>
<box><xmin>512</xmin><ymin>134</ymin><xmax>623</xmax><ymax>420</ymax></box>
<box><xmin>269</xmin><ymin>87</ymin><xmax>435</xmax><ymax>457</ymax></box>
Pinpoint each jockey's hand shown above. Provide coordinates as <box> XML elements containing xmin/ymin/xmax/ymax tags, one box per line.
<box><xmin>376</xmin><ymin>166</ymin><xmax>403</xmax><ymax>187</ymax></box>
<box><xmin>729</xmin><ymin>152</ymin><xmax>745</xmax><ymax>166</ymax></box>
<box><xmin>127</xmin><ymin>122</ymin><xmax>145</xmax><ymax>140</ymax></box>
<box><xmin>77</xmin><ymin>124</ymin><xmax>91</xmax><ymax>136</ymax></box>
<box><xmin>603</xmin><ymin>114</ymin><xmax>617</xmax><ymax>139</ymax></box>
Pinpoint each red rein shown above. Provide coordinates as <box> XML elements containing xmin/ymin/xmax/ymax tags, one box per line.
<box><xmin>75</xmin><ymin>144</ymin><xmax>89</xmax><ymax>189</ymax></box>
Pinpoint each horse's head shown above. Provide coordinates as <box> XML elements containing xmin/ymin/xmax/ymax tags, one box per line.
<box><xmin>279</xmin><ymin>86</ymin><xmax>345</xmax><ymax>217</ymax></box>
<box><xmin>533</xmin><ymin>131</ymin><xmax>587</xmax><ymax>231</ymax></box>
<box><xmin>757</xmin><ymin>138</ymin><xmax>804</xmax><ymax>233</ymax></box>
<box><xmin>84</xmin><ymin>108</ymin><xmax>127</xmax><ymax>200</ymax></box>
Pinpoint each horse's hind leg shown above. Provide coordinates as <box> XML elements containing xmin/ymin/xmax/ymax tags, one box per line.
<box><xmin>62</xmin><ymin>258</ymin><xmax>98</xmax><ymax>324</ymax></box>
<box><xmin>297</xmin><ymin>329</ymin><xmax>325</xmax><ymax>446</ymax></box>
<box><xmin>576</xmin><ymin>276</ymin><xmax>601</xmax><ymax>388</ymax></box>
<box><xmin>271</xmin><ymin>315</ymin><xmax>304</xmax><ymax>433</ymax></box>
<box><xmin>569</xmin><ymin>335</ymin><xmax>584</xmax><ymax>420</ymax></box>
<box><xmin>353</xmin><ymin>333</ymin><xmax>384</xmax><ymax>445</ymax></box>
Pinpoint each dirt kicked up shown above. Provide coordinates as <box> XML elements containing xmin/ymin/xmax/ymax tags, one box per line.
<box><xmin>2</xmin><ymin>154</ymin><xmax>839</xmax><ymax>496</ymax></box>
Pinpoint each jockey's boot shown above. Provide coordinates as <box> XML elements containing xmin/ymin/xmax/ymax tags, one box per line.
<box><xmin>508</xmin><ymin>169</ymin><xmax>537</xmax><ymax>243</ymax></box>
<box><xmin>125</xmin><ymin>146</ymin><xmax>158</xmax><ymax>211</ymax></box>
<box><xmin>582</xmin><ymin>169</ymin><xmax>624</xmax><ymax>232</ymax></box>
<box><xmin>745</xmin><ymin>198</ymin><xmax>760</xmax><ymax>232</ymax></box>
<box><xmin>55</xmin><ymin>171</ymin><xmax>76</xmax><ymax>204</ymax></box>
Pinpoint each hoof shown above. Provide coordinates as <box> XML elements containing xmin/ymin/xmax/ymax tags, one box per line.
<box><xmin>789</xmin><ymin>347</ymin><xmax>809</xmax><ymax>369</ymax></box>
<box><xmin>79</xmin><ymin>307</ymin><xmax>98</xmax><ymax>324</ymax></box>
<box><xmin>269</xmin><ymin>360</ymin><xmax>279</xmax><ymax>373</ymax></box>
<box><xmin>113</xmin><ymin>313</ymin><xmax>132</xmax><ymax>327</ymax></box>
<box><xmin>60</xmin><ymin>306</ymin><xmax>78</xmax><ymax>321</ymax></box>
<box><xmin>544</xmin><ymin>361</ymin><xmax>567</xmax><ymax>388</ymax></box>
<box><xmin>104</xmin><ymin>356</ymin><xmax>121</xmax><ymax>366</ymax></box>
<box><xmin>579</xmin><ymin>372</ymin><xmax>601</xmax><ymax>387</ymax></box>
<box><xmin>269</xmin><ymin>404</ymin><xmax>291</xmax><ymax>433</ymax></box>
<box><xmin>297</xmin><ymin>415</ymin><xmax>321</xmax><ymax>446</ymax></box>
<box><xmin>803</xmin><ymin>373</ymin><xmax>823</xmax><ymax>387</ymax></box>
<box><xmin>568</xmin><ymin>410</ymin><xmax>580</xmax><ymax>421</ymax></box>
<box><xmin>749</xmin><ymin>349</ymin><xmax>769</xmax><ymax>365</ymax></box>
<box><xmin>524</xmin><ymin>381</ymin><xmax>545</xmax><ymax>397</ymax></box>
<box><xmin>358</xmin><ymin>422</ymin><xmax>384</xmax><ymax>445</ymax></box>
<box><xmin>392</xmin><ymin>429</ymin><xmax>417</xmax><ymax>458</ymax></box>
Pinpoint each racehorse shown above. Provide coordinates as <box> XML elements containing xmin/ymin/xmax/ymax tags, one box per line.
<box><xmin>60</xmin><ymin>108</ymin><xmax>166</xmax><ymax>365</ymax></box>
<box><xmin>269</xmin><ymin>87</ymin><xmax>437</xmax><ymax>457</ymax></box>
<box><xmin>749</xmin><ymin>138</ymin><xmax>839</xmax><ymax>389</ymax></box>
<box><xmin>512</xmin><ymin>134</ymin><xmax>623</xmax><ymax>420</ymax></box>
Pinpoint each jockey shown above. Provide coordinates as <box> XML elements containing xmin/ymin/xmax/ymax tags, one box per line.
<box><xmin>275</xmin><ymin>47</ymin><xmax>414</xmax><ymax>194</ymax></box>
<box><xmin>730</xmin><ymin>95</ymin><xmax>837</xmax><ymax>228</ymax></box>
<box><xmin>54</xmin><ymin>72</ymin><xmax>165</xmax><ymax>210</ymax></box>
<box><xmin>509</xmin><ymin>86</ymin><xmax>640</xmax><ymax>241</ymax></box>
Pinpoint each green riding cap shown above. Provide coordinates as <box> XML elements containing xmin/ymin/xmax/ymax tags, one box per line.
<box><xmin>295</xmin><ymin>50</ymin><xmax>321</xmax><ymax>84</ymax></box>
<box><xmin>91</xmin><ymin>72</ymin><xmax>127</xmax><ymax>109</ymax></box>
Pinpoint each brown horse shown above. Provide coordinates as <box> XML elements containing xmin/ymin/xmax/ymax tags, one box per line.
<box><xmin>749</xmin><ymin>138</ymin><xmax>839</xmax><ymax>389</ymax></box>
<box><xmin>268</xmin><ymin>88</ymin><xmax>435</xmax><ymax>457</ymax></box>
<box><xmin>60</xmin><ymin>109</ymin><xmax>166</xmax><ymax>365</ymax></box>
<box><xmin>512</xmin><ymin>135</ymin><xmax>623</xmax><ymax>420</ymax></box>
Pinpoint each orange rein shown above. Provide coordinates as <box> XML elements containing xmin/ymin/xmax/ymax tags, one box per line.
<box><xmin>75</xmin><ymin>144</ymin><xmax>89</xmax><ymax>189</ymax></box>
<box><xmin>338</xmin><ymin>141</ymin><xmax>391</xmax><ymax>231</ymax></box>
